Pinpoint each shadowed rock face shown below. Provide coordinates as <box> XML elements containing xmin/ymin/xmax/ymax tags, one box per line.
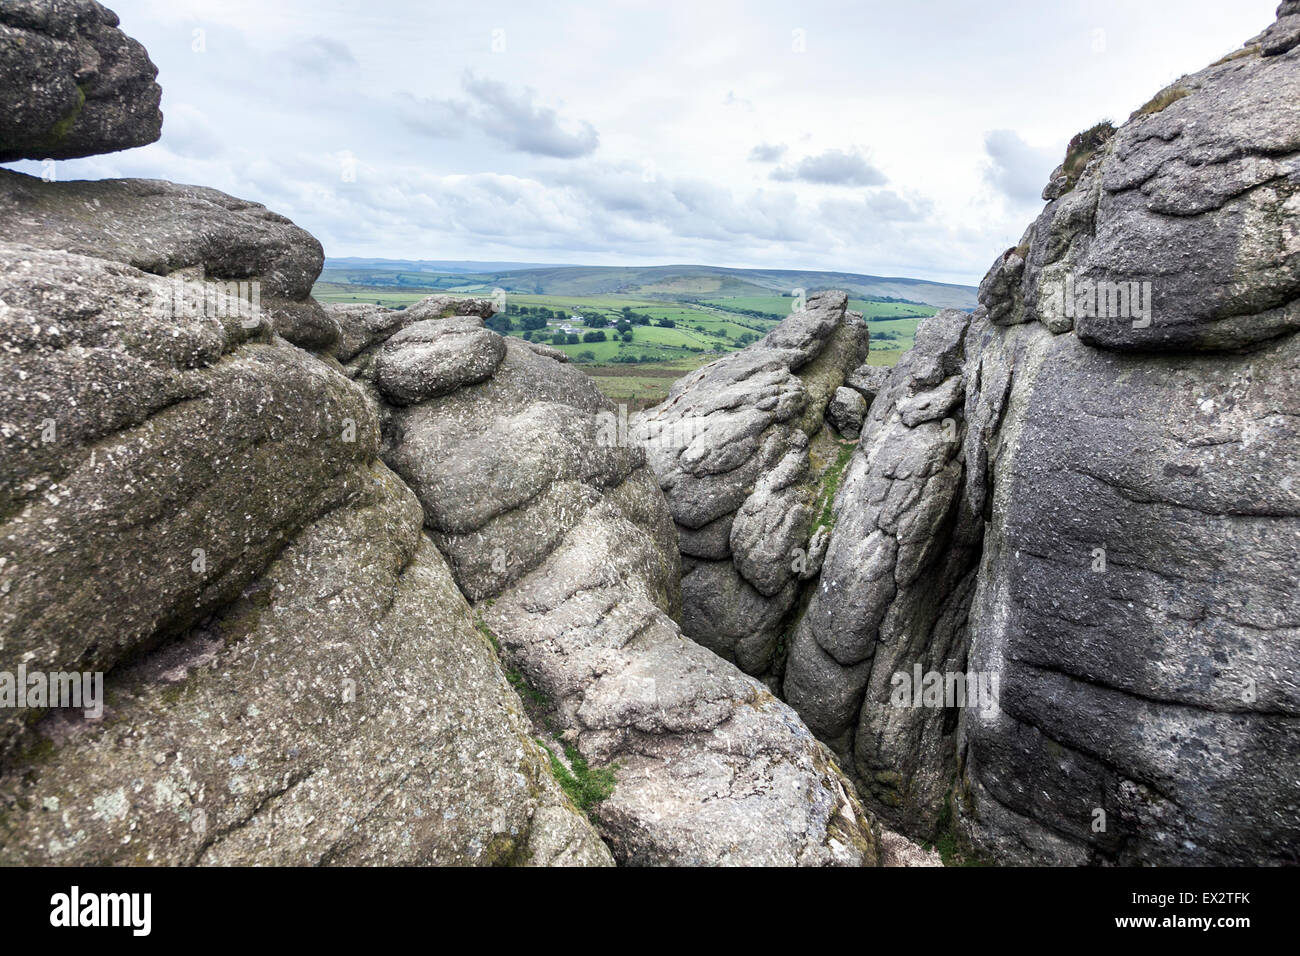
<box><xmin>632</xmin><ymin>291</ymin><xmax>870</xmax><ymax>680</ymax></box>
<box><xmin>0</xmin><ymin>0</ymin><xmax>162</xmax><ymax>161</ymax></box>
<box><xmin>962</xmin><ymin>321</ymin><xmax>1300</xmax><ymax>865</ymax></box>
<box><xmin>330</xmin><ymin>303</ymin><xmax>879</xmax><ymax>866</ymax></box>
<box><xmin>783</xmin><ymin>310</ymin><xmax>982</xmax><ymax>835</ymax></box>
<box><xmin>780</xmin><ymin>6</ymin><xmax>1300</xmax><ymax>864</ymax></box>
<box><xmin>959</xmin><ymin>7</ymin><xmax>1300</xmax><ymax>865</ymax></box>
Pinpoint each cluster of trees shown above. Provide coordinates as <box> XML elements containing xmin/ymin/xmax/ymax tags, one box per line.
<box><xmin>705</xmin><ymin>303</ymin><xmax>781</xmax><ymax>320</ymax></box>
<box><xmin>504</xmin><ymin>303</ymin><xmax>560</xmax><ymax>327</ymax></box>
<box><xmin>504</xmin><ymin>303</ymin><xmax>561</xmax><ymax>321</ymax></box>
<box><xmin>491</xmin><ymin>300</ymin><xmax>771</xmax><ymax>357</ymax></box>
<box><xmin>615</xmin><ymin>307</ymin><xmax>689</xmax><ymax>329</ymax></box>
<box><xmin>619</xmin><ymin>307</ymin><xmax>654</xmax><ymax>326</ymax></box>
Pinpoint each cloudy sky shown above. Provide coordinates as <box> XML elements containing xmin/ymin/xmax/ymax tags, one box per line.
<box><xmin>7</xmin><ymin>0</ymin><xmax>1280</xmax><ymax>285</ymax></box>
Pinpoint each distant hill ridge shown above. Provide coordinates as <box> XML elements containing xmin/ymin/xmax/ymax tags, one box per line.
<box><xmin>322</xmin><ymin>258</ymin><xmax>979</xmax><ymax>310</ymax></box>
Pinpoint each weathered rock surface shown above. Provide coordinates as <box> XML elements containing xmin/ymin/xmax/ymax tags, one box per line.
<box><xmin>0</xmin><ymin>170</ymin><xmax>337</xmax><ymax>349</ymax></box>
<box><xmin>879</xmin><ymin>827</ymin><xmax>943</xmax><ymax>867</ymax></box>
<box><xmin>0</xmin><ymin>7</ymin><xmax>614</xmax><ymax>862</ymax></box>
<box><xmin>0</xmin><ymin>462</ymin><xmax>612</xmax><ymax>865</ymax></box>
<box><xmin>783</xmin><ymin>309</ymin><xmax>981</xmax><ymax>834</ymax></box>
<box><xmin>783</xmin><ymin>8</ymin><xmax>1300</xmax><ymax>864</ymax></box>
<box><xmin>374</xmin><ymin>317</ymin><xmax>506</xmax><ymax>405</ymax></box>
<box><xmin>0</xmin><ymin>0</ymin><xmax>162</xmax><ymax>162</ymax></box>
<box><xmin>961</xmin><ymin>316</ymin><xmax>1300</xmax><ymax>865</ymax></box>
<box><xmin>344</xmin><ymin>307</ymin><xmax>879</xmax><ymax>865</ymax></box>
<box><xmin>633</xmin><ymin>292</ymin><xmax>869</xmax><ymax>679</ymax></box>
<box><xmin>0</xmin><ymin>242</ymin><xmax>611</xmax><ymax>864</ymax></box>
<box><xmin>844</xmin><ymin>363</ymin><xmax>888</xmax><ymax>405</ymax></box>
<box><xmin>827</xmin><ymin>386</ymin><xmax>867</xmax><ymax>438</ymax></box>
<box><xmin>329</xmin><ymin>295</ymin><xmax>498</xmax><ymax>365</ymax></box>
<box><xmin>982</xmin><ymin>11</ymin><xmax>1300</xmax><ymax>351</ymax></box>
<box><xmin>0</xmin><ymin>242</ymin><xmax>372</xmax><ymax>755</ymax></box>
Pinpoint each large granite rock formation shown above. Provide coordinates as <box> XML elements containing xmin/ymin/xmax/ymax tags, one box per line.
<box><xmin>632</xmin><ymin>292</ymin><xmax>870</xmax><ymax>681</ymax></box>
<box><xmin>779</xmin><ymin>5</ymin><xmax>1300</xmax><ymax>864</ymax></box>
<box><xmin>960</xmin><ymin>8</ymin><xmax>1299</xmax><ymax>864</ymax></box>
<box><xmin>0</xmin><ymin>5</ymin><xmax>615</xmax><ymax>865</ymax></box>
<box><xmin>0</xmin><ymin>1</ymin><xmax>880</xmax><ymax>866</ymax></box>
<box><xmin>0</xmin><ymin>239</ymin><xmax>611</xmax><ymax>865</ymax></box>
<box><xmin>0</xmin><ymin>0</ymin><xmax>162</xmax><ymax>162</ymax></box>
<box><xmin>783</xmin><ymin>309</ymin><xmax>982</xmax><ymax>835</ymax></box>
<box><xmin>328</xmin><ymin>302</ymin><xmax>879</xmax><ymax>866</ymax></box>
<box><xmin>7</xmin><ymin>0</ymin><xmax>1293</xmax><ymax>870</ymax></box>
<box><xmin>0</xmin><ymin>170</ymin><xmax>339</xmax><ymax>349</ymax></box>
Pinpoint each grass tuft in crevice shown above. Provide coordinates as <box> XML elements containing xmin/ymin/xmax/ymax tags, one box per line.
<box><xmin>542</xmin><ymin>743</ymin><xmax>616</xmax><ymax>816</ymax></box>
<box><xmin>811</xmin><ymin>441</ymin><xmax>857</xmax><ymax>535</ymax></box>
<box><xmin>1130</xmin><ymin>84</ymin><xmax>1191</xmax><ymax>120</ymax></box>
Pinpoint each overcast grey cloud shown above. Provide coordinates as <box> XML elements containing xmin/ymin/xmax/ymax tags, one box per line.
<box><xmin>771</xmin><ymin>149</ymin><xmax>888</xmax><ymax>187</ymax></box>
<box><xmin>983</xmin><ymin>130</ymin><xmax>1062</xmax><ymax>206</ymax></box>
<box><xmin>749</xmin><ymin>143</ymin><xmax>788</xmax><ymax>163</ymax></box>
<box><xmin>5</xmin><ymin>0</ymin><xmax>1278</xmax><ymax>284</ymax></box>
<box><xmin>460</xmin><ymin>73</ymin><xmax>600</xmax><ymax>158</ymax></box>
<box><xmin>398</xmin><ymin>73</ymin><xmax>599</xmax><ymax>157</ymax></box>
<box><xmin>287</xmin><ymin>36</ymin><xmax>358</xmax><ymax>77</ymax></box>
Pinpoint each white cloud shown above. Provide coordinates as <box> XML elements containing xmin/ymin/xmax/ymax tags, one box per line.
<box><xmin>7</xmin><ymin>0</ymin><xmax>1280</xmax><ymax>285</ymax></box>
<box><xmin>460</xmin><ymin>73</ymin><xmax>600</xmax><ymax>158</ymax></box>
<box><xmin>749</xmin><ymin>143</ymin><xmax>787</xmax><ymax>162</ymax></box>
<box><xmin>771</xmin><ymin>149</ymin><xmax>887</xmax><ymax>187</ymax></box>
<box><xmin>396</xmin><ymin>73</ymin><xmax>599</xmax><ymax>158</ymax></box>
<box><xmin>286</xmin><ymin>37</ymin><xmax>358</xmax><ymax>78</ymax></box>
<box><xmin>983</xmin><ymin>130</ymin><xmax>1061</xmax><ymax>206</ymax></box>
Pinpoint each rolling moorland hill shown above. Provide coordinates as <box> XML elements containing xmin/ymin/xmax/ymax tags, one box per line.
<box><xmin>315</xmin><ymin>260</ymin><xmax>975</xmax><ymax>404</ymax></box>
<box><xmin>321</xmin><ymin>258</ymin><xmax>980</xmax><ymax>309</ymax></box>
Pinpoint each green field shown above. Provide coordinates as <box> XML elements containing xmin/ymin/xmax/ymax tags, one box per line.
<box><xmin>313</xmin><ymin>283</ymin><xmax>449</xmax><ymax>307</ymax></box>
<box><xmin>311</xmin><ymin>281</ymin><xmax>936</xmax><ymax>407</ymax></box>
<box><xmin>581</xmin><ymin>358</ymin><xmax>707</xmax><ymax>410</ymax></box>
